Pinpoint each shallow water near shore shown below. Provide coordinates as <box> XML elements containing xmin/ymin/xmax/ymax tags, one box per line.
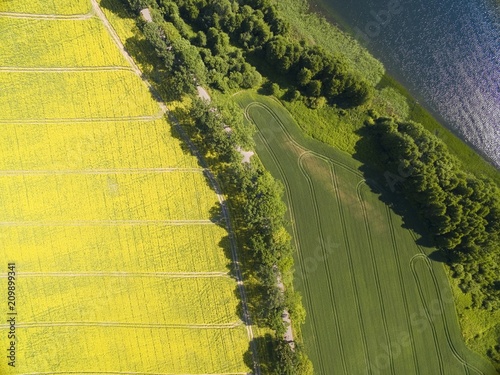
<box><xmin>310</xmin><ymin>0</ymin><xmax>500</xmax><ymax>169</ymax></box>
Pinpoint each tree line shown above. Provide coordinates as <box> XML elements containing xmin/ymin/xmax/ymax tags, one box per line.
<box><xmin>189</xmin><ymin>98</ymin><xmax>313</xmax><ymax>374</ymax></box>
<box><xmin>124</xmin><ymin>0</ymin><xmax>372</xmax><ymax>108</ymax></box>
<box><xmin>369</xmin><ymin>117</ymin><xmax>500</xmax><ymax>314</ymax></box>
<box><xmin>120</xmin><ymin>0</ymin><xmax>314</xmax><ymax>372</ymax></box>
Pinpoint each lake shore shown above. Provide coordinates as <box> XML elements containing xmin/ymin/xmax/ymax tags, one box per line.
<box><xmin>303</xmin><ymin>0</ymin><xmax>500</xmax><ymax>178</ymax></box>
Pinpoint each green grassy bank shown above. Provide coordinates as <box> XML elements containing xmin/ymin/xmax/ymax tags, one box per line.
<box><xmin>274</xmin><ymin>0</ymin><xmax>500</xmax><ymax>184</ymax></box>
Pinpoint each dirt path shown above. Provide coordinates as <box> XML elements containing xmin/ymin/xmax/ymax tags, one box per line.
<box><xmin>0</xmin><ymin>11</ymin><xmax>93</xmax><ymax>20</ymax></box>
<box><xmin>92</xmin><ymin>1</ymin><xmax>261</xmax><ymax>373</ymax></box>
<box><xmin>2</xmin><ymin>321</ymin><xmax>243</xmax><ymax>329</ymax></box>
<box><xmin>0</xmin><ymin>67</ymin><xmax>133</xmax><ymax>72</ymax></box>
<box><xmin>0</xmin><ymin>167</ymin><xmax>204</xmax><ymax>176</ymax></box>
<box><xmin>0</xmin><ymin>110</ymin><xmax>166</xmax><ymax>124</ymax></box>
<box><xmin>0</xmin><ymin>220</ymin><xmax>217</xmax><ymax>227</ymax></box>
<box><xmin>276</xmin><ymin>274</ymin><xmax>295</xmax><ymax>349</ymax></box>
<box><xmin>1</xmin><ymin>271</ymin><xmax>229</xmax><ymax>278</ymax></box>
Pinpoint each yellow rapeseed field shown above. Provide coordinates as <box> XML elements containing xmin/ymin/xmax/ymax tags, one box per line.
<box><xmin>0</xmin><ymin>18</ymin><xmax>127</xmax><ymax>67</ymax></box>
<box><xmin>0</xmin><ymin>0</ymin><xmax>91</xmax><ymax>15</ymax></box>
<box><xmin>0</xmin><ymin>120</ymin><xmax>200</xmax><ymax>169</ymax></box>
<box><xmin>0</xmin><ymin>71</ymin><xmax>160</xmax><ymax>120</ymax></box>
<box><xmin>97</xmin><ymin>0</ymin><xmax>158</xmax><ymax>75</ymax></box>
<box><xmin>0</xmin><ymin>225</ymin><xmax>231</xmax><ymax>273</ymax></box>
<box><xmin>0</xmin><ymin>172</ymin><xmax>219</xmax><ymax>221</ymax></box>
<box><xmin>15</xmin><ymin>326</ymin><xmax>250</xmax><ymax>373</ymax></box>
<box><xmin>0</xmin><ymin>0</ymin><xmax>253</xmax><ymax>373</ymax></box>
<box><xmin>18</xmin><ymin>276</ymin><xmax>241</xmax><ymax>324</ymax></box>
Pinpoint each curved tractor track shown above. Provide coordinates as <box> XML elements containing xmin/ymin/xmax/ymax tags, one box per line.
<box><xmin>235</xmin><ymin>92</ymin><xmax>497</xmax><ymax>375</ymax></box>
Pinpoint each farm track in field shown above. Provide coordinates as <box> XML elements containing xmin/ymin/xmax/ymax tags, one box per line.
<box><xmin>409</xmin><ymin>239</ymin><xmax>485</xmax><ymax>375</ymax></box>
<box><xmin>297</xmin><ymin>154</ymin><xmax>342</xmax><ymax>375</ymax></box>
<box><xmin>0</xmin><ymin>271</ymin><xmax>230</xmax><ymax>278</ymax></box>
<box><xmin>0</xmin><ymin>67</ymin><xmax>134</xmax><ymax>73</ymax></box>
<box><xmin>249</xmin><ymin>100</ymin><xmax>377</xmax><ymax>373</ymax></box>
<box><xmin>358</xmin><ymin>183</ymin><xmax>421</xmax><ymax>374</ymax></box>
<box><xmin>0</xmin><ymin>11</ymin><xmax>93</xmax><ymax>20</ymax></box>
<box><xmin>250</xmin><ymin>100</ymin><xmax>375</xmax><ymax>373</ymax></box>
<box><xmin>0</xmin><ymin>322</ymin><xmax>243</xmax><ymax>329</ymax></box>
<box><xmin>326</xmin><ymin>157</ymin><xmax>372</xmax><ymax>373</ymax></box>
<box><xmin>166</xmin><ymin>114</ymin><xmax>261</xmax><ymax>374</ymax></box>
<box><xmin>0</xmin><ymin>220</ymin><xmax>217</xmax><ymax>227</ymax></box>
<box><xmin>0</xmin><ymin>111</ymin><xmax>167</xmax><ymax>124</ymax></box>
<box><xmin>22</xmin><ymin>374</ymin><xmax>248</xmax><ymax>375</ymax></box>
<box><xmin>357</xmin><ymin>182</ymin><xmax>397</xmax><ymax>375</ymax></box>
<box><xmin>0</xmin><ymin>168</ymin><xmax>204</xmax><ymax>175</ymax></box>
<box><xmin>236</xmin><ymin>92</ymin><xmax>497</xmax><ymax>374</ymax></box>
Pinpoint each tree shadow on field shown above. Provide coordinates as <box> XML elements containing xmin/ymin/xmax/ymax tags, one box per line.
<box><xmin>353</xmin><ymin>125</ymin><xmax>437</xmax><ymax>254</ymax></box>
<box><xmin>124</xmin><ymin>37</ymin><xmax>164</xmax><ymax>77</ymax></box>
<box><xmin>100</xmin><ymin>0</ymin><xmax>132</xmax><ymax>19</ymax></box>
<box><xmin>233</xmin><ymin>272</ymin><xmax>271</xmax><ymax>329</ymax></box>
<box><xmin>208</xmin><ymin>203</ymin><xmax>223</xmax><ymax>225</ymax></box>
<box><xmin>167</xmin><ymin>124</ymin><xmax>196</xmax><ymax>161</ymax></box>
<box><xmin>243</xmin><ymin>335</ymin><xmax>276</xmax><ymax>374</ymax></box>
<box><xmin>428</xmin><ymin>249</ymin><xmax>449</xmax><ymax>263</ymax></box>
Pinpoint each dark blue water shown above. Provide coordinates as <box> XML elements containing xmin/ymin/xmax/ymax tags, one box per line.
<box><xmin>312</xmin><ymin>0</ymin><xmax>500</xmax><ymax>168</ymax></box>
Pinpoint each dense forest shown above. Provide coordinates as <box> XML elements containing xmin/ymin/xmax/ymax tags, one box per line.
<box><xmin>121</xmin><ymin>0</ymin><xmax>500</xmax><ymax>369</ymax></box>
<box><xmin>368</xmin><ymin>117</ymin><xmax>500</xmax><ymax>311</ymax></box>
<box><xmin>126</xmin><ymin>0</ymin><xmax>372</xmax><ymax>108</ymax></box>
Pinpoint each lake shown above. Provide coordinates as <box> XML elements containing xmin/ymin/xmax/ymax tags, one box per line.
<box><xmin>310</xmin><ymin>0</ymin><xmax>500</xmax><ymax>169</ymax></box>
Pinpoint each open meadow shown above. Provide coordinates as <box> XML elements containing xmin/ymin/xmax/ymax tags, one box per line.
<box><xmin>236</xmin><ymin>92</ymin><xmax>498</xmax><ymax>375</ymax></box>
<box><xmin>0</xmin><ymin>1</ymin><xmax>254</xmax><ymax>373</ymax></box>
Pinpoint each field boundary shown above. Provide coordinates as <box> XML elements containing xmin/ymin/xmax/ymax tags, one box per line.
<box><xmin>0</xmin><ymin>111</ymin><xmax>166</xmax><ymax>124</ymax></box>
<box><xmin>0</xmin><ymin>220</ymin><xmax>217</xmax><ymax>227</ymax></box>
<box><xmin>0</xmin><ymin>67</ymin><xmax>134</xmax><ymax>73</ymax></box>
<box><xmin>0</xmin><ymin>271</ymin><xmax>229</xmax><ymax>278</ymax></box>
<box><xmin>0</xmin><ymin>321</ymin><xmax>243</xmax><ymax>329</ymax></box>
<box><xmin>0</xmin><ymin>168</ymin><xmax>204</xmax><ymax>175</ymax></box>
<box><xmin>0</xmin><ymin>12</ymin><xmax>94</xmax><ymax>20</ymax></box>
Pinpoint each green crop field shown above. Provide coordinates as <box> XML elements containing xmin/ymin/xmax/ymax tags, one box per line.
<box><xmin>236</xmin><ymin>92</ymin><xmax>498</xmax><ymax>375</ymax></box>
<box><xmin>0</xmin><ymin>1</ymin><xmax>255</xmax><ymax>373</ymax></box>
